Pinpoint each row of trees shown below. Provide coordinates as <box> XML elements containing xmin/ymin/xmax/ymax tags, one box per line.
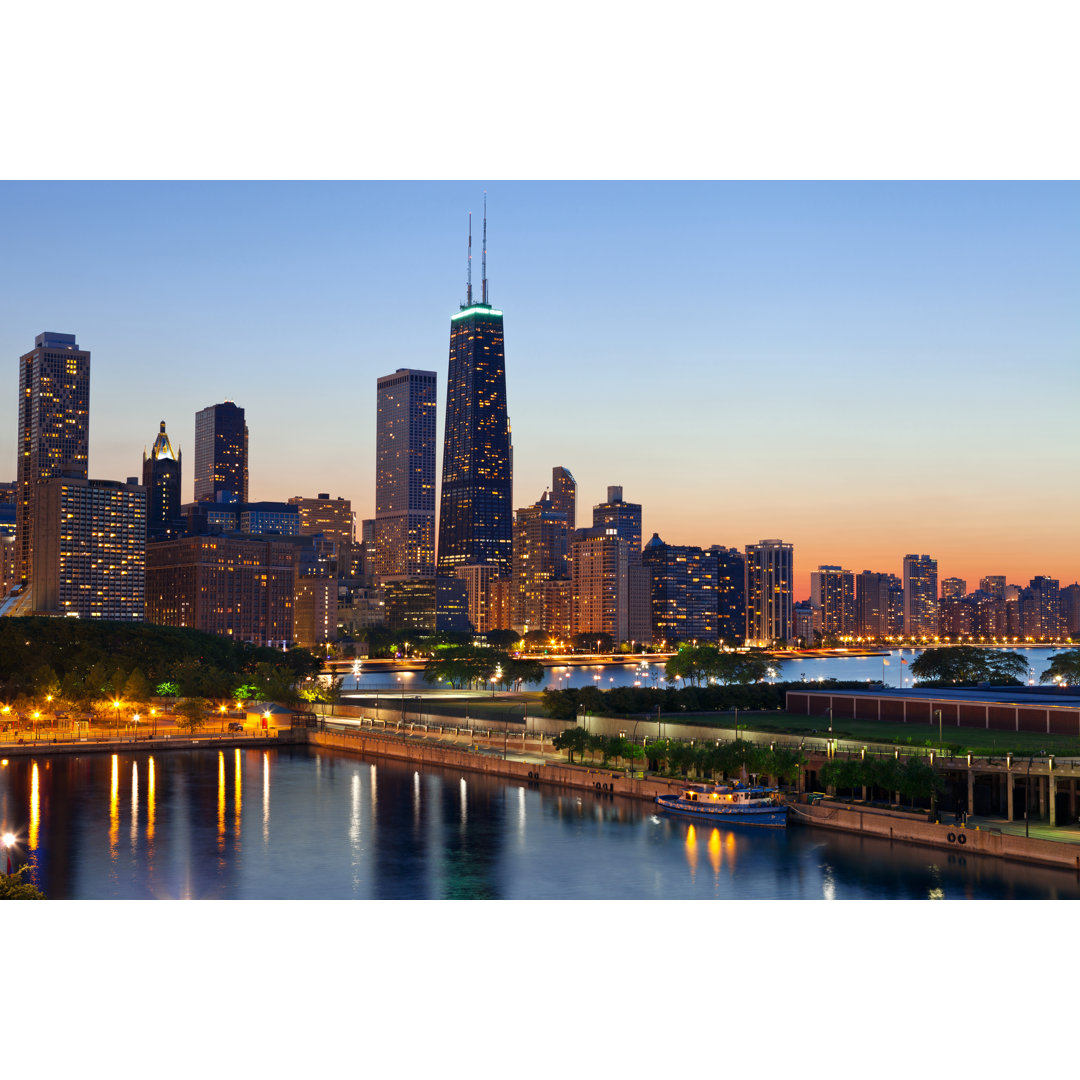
<box><xmin>817</xmin><ymin>755</ymin><xmax>943</xmax><ymax>808</ymax></box>
<box><xmin>907</xmin><ymin>646</ymin><xmax>1028</xmax><ymax>685</ymax></box>
<box><xmin>1040</xmin><ymin>649</ymin><xmax>1080</xmax><ymax>686</ymax></box>
<box><xmin>551</xmin><ymin>726</ymin><xmax>805</xmax><ymax>785</ymax></box>
<box><xmin>540</xmin><ymin>680</ymin><xmax>870</xmax><ymax>721</ymax></box>
<box><xmin>663</xmin><ymin>645</ymin><xmax>775</xmax><ymax>686</ymax></box>
<box><xmin>0</xmin><ymin>618</ymin><xmax>322</xmax><ymax>716</ymax></box>
<box><xmin>422</xmin><ymin>648</ymin><xmax>544</xmax><ymax>690</ymax></box>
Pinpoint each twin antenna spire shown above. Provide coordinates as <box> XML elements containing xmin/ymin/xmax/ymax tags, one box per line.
<box><xmin>465</xmin><ymin>192</ymin><xmax>489</xmax><ymax>306</ymax></box>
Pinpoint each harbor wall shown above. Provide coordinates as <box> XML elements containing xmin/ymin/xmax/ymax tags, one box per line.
<box><xmin>791</xmin><ymin>799</ymin><xmax>1080</xmax><ymax>872</ymax></box>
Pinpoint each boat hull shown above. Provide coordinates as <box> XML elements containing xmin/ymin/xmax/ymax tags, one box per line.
<box><xmin>655</xmin><ymin>793</ymin><xmax>788</xmax><ymax>828</ymax></box>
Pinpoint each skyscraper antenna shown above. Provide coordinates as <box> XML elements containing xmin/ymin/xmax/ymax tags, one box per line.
<box><xmin>467</xmin><ymin>211</ymin><xmax>473</xmax><ymax>306</ymax></box>
<box><xmin>482</xmin><ymin>191</ymin><xmax>488</xmax><ymax>304</ymax></box>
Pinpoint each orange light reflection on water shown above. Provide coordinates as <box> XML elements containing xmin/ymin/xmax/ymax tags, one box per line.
<box><xmin>147</xmin><ymin>757</ymin><xmax>156</xmax><ymax>844</ymax></box>
<box><xmin>131</xmin><ymin>762</ymin><xmax>138</xmax><ymax>850</ymax></box>
<box><xmin>684</xmin><ymin>823</ymin><xmax>697</xmax><ymax>876</ymax></box>
<box><xmin>234</xmin><ymin>748</ymin><xmax>242</xmax><ymax>839</ymax></box>
<box><xmin>262</xmin><ymin>751</ymin><xmax>270</xmax><ymax>844</ymax></box>
<box><xmin>217</xmin><ymin>751</ymin><xmax>225</xmax><ymax>849</ymax></box>
<box><xmin>29</xmin><ymin>762</ymin><xmax>40</xmax><ymax>851</ymax></box>
<box><xmin>708</xmin><ymin>828</ymin><xmax>722</xmax><ymax>875</ymax></box>
<box><xmin>109</xmin><ymin>755</ymin><xmax>119</xmax><ymax>856</ymax></box>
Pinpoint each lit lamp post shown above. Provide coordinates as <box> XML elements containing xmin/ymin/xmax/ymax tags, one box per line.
<box><xmin>132</xmin><ymin>714</ymin><xmax>140</xmax><ymax>743</ymax></box>
<box><xmin>2</xmin><ymin>831</ymin><xmax>15</xmax><ymax>875</ymax></box>
<box><xmin>219</xmin><ymin>704</ymin><xmax>228</xmax><ymax>732</ymax></box>
<box><xmin>150</xmin><ymin>707</ymin><xmax>157</xmax><ymax>739</ymax></box>
<box><xmin>113</xmin><ymin>699</ymin><xmax>122</xmax><ymax>735</ymax></box>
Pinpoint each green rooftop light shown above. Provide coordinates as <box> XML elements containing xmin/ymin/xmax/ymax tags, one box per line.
<box><xmin>451</xmin><ymin>305</ymin><xmax>503</xmax><ymax>322</ymax></box>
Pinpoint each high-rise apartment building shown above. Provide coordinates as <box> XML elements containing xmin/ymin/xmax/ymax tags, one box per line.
<box><xmin>979</xmin><ymin>575</ymin><xmax>1006</xmax><ymax>599</ymax></box>
<box><xmin>146</xmin><ymin>534</ymin><xmax>296</xmax><ymax>647</ymax></box>
<box><xmin>592</xmin><ymin>486</ymin><xmax>650</xmax><ymax>642</ymax></box>
<box><xmin>437</xmin><ymin>218</ymin><xmax>512</xmax><ymax>577</ymax></box>
<box><xmin>454</xmin><ymin>563</ymin><xmax>501</xmax><ymax>634</ymax></box>
<box><xmin>550</xmin><ymin>466</ymin><xmax>577</xmax><ymax>531</ymax></box>
<box><xmin>570</xmin><ymin>527</ymin><xmax>630</xmax><ymax>644</ymax></box>
<box><xmin>512</xmin><ymin>494</ymin><xmax>569</xmax><ymax>632</ymax></box>
<box><xmin>810</xmin><ymin>565</ymin><xmax>855</xmax><ymax>636</ymax></box>
<box><xmin>15</xmin><ymin>332</ymin><xmax>91</xmax><ymax>586</ymax></box>
<box><xmin>289</xmin><ymin>493</ymin><xmax>355</xmax><ymax>546</ymax></box>
<box><xmin>855</xmin><ymin>571</ymin><xmax>902</xmax><ymax>638</ymax></box>
<box><xmin>902</xmin><ymin>554</ymin><xmax>938</xmax><ymax>638</ymax></box>
<box><xmin>142</xmin><ymin>421</ymin><xmax>182</xmax><ymax>541</ymax></box>
<box><xmin>374</xmin><ymin>369</ymin><xmax>437</xmax><ymax>576</ymax></box>
<box><xmin>745</xmin><ymin>539</ymin><xmax>794</xmax><ymax>645</ymax></box>
<box><xmin>941</xmin><ymin>577</ymin><xmax>967</xmax><ymax>600</ymax></box>
<box><xmin>641</xmin><ymin>534</ymin><xmax>719</xmax><ymax>644</ymax></box>
<box><xmin>1061</xmin><ymin>583</ymin><xmax>1080</xmax><ymax>636</ymax></box>
<box><xmin>31</xmin><ymin>478</ymin><xmax>146</xmax><ymax>620</ymax></box>
<box><xmin>193</xmin><ymin>401</ymin><xmax>248</xmax><ymax>504</ymax></box>
<box><xmin>1024</xmin><ymin>576</ymin><xmax>1062</xmax><ymax>640</ymax></box>
<box><xmin>709</xmin><ymin>545</ymin><xmax>747</xmax><ymax>644</ymax></box>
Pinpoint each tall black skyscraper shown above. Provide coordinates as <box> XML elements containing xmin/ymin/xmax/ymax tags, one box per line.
<box><xmin>142</xmin><ymin>420</ymin><xmax>182</xmax><ymax>540</ymax></box>
<box><xmin>437</xmin><ymin>204</ymin><xmax>512</xmax><ymax>576</ymax></box>
<box><xmin>194</xmin><ymin>401</ymin><xmax>248</xmax><ymax>504</ymax></box>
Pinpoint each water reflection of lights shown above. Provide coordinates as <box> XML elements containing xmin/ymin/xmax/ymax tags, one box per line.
<box><xmin>109</xmin><ymin>755</ymin><xmax>119</xmax><ymax>856</ymax></box>
<box><xmin>131</xmin><ymin>762</ymin><xmax>138</xmax><ymax>850</ymax></box>
<box><xmin>147</xmin><ymin>757</ymin><xmax>156</xmax><ymax>844</ymax></box>
<box><xmin>460</xmin><ymin>777</ymin><xmax>468</xmax><ymax>826</ymax></box>
<box><xmin>684</xmin><ymin>824</ymin><xmax>698</xmax><ymax>877</ymax></box>
<box><xmin>29</xmin><ymin>761</ymin><xmax>40</xmax><ymax>851</ymax></box>
<box><xmin>370</xmin><ymin>764</ymin><xmax>378</xmax><ymax>822</ymax></box>
<box><xmin>822</xmin><ymin>865</ymin><xmax>836</xmax><ymax>900</ymax></box>
<box><xmin>518</xmin><ymin>785</ymin><xmax>526</xmax><ymax>839</ymax></box>
<box><xmin>708</xmin><ymin>828</ymin><xmax>722</xmax><ymax>875</ymax></box>
<box><xmin>217</xmin><ymin>750</ymin><xmax>225</xmax><ymax>848</ymax></box>
<box><xmin>413</xmin><ymin>770</ymin><xmax>421</xmax><ymax>824</ymax></box>
<box><xmin>349</xmin><ymin>771</ymin><xmax>362</xmax><ymax>889</ymax></box>
<box><xmin>234</xmin><ymin>748</ymin><xmax>242</xmax><ymax>839</ymax></box>
<box><xmin>262</xmin><ymin>751</ymin><xmax>270</xmax><ymax>844</ymax></box>
<box><xmin>928</xmin><ymin>887</ymin><xmax>945</xmax><ymax>900</ymax></box>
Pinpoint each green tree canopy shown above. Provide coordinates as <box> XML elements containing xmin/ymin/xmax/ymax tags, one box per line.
<box><xmin>1039</xmin><ymin>649</ymin><xmax>1080</xmax><ymax>686</ymax></box>
<box><xmin>909</xmin><ymin>646</ymin><xmax>1026</xmax><ymax>685</ymax></box>
<box><xmin>0</xmin><ymin>867</ymin><xmax>46</xmax><ymax>900</ymax></box>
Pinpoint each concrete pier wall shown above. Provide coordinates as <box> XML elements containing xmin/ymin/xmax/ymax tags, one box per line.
<box><xmin>791</xmin><ymin>799</ymin><xmax>1080</xmax><ymax>872</ymax></box>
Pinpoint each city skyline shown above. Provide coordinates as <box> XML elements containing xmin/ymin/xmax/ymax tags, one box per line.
<box><xmin>1</xmin><ymin>181</ymin><xmax>1077</xmax><ymax>597</ymax></box>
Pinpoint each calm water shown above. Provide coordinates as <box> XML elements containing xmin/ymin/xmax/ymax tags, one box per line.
<box><xmin>347</xmin><ymin>647</ymin><xmax>1059</xmax><ymax>691</ymax></box>
<box><xmin>2</xmin><ymin>747</ymin><xmax>1077</xmax><ymax>899</ymax></box>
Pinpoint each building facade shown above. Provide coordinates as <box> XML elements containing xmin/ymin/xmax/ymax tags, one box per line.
<box><xmin>437</xmin><ymin>301</ymin><xmax>512</xmax><ymax>576</ymax></box>
<box><xmin>512</xmin><ymin>494</ymin><xmax>569</xmax><ymax>632</ymax></box>
<box><xmin>641</xmin><ymin>534</ymin><xmax>719</xmax><ymax>644</ymax></box>
<box><xmin>375</xmin><ymin>369</ymin><xmax>437</xmax><ymax>576</ymax></box>
<box><xmin>745</xmin><ymin>539</ymin><xmax>794</xmax><ymax>645</ymax></box>
<box><xmin>289</xmin><ymin>493</ymin><xmax>355</xmax><ymax>546</ymax></box>
<box><xmin>146</xmin><ymin>535</ymin><xmax>296</xmax><ymax>646</ymax></box>
<box><xmin>142</xmin><ymin>421</ymin><xmax>183</xmax><ymax>541</ymax></box>
<box><xmin>16</xmin><ymin>332</ymin><xmax>91</xmax><ymax>586</ymax></box>
<box><xmin>570</xmin><ymin>527</ymin><xmax>630</xmax><ymax>644</ymax></box>
<box><xmin>902</xmin><ymin>554</ymin><xmax>938</xmax><ymax>638</ymax></box>
<box><xmin>550</xmin><ymin>466</ymin><xmax>577</xmax><ymax>531</ymax></box>
<box><xmin>591</xmin><ymin>486</ymin><xmax>650</xmax><ymax>642</ymax></box>
<box><xmin>710</xmin><ymin>545</ymin><xmax>747</xmax><ymax>644</ymax></box>
<box><xmin>855</xmin><ymin>571</ymin><xmax>903</xmax><ymax>639</ymax></box>
<box><xmin>193</xmin><ymin>401</ymin><xmax>248</xmax><ymax>504</ymax></box>
<box><xmin>31</xmin><ymin>478</ymin><xmax>146</xmax><ymax>620</ymax></box>
<box><xmin>810</xmin><ymin>565</ymin><xmax>855</xmax><ymax>636</ymax></box>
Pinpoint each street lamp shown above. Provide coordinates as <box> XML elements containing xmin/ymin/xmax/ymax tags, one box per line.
<box><xmin>2</xmin><ymin>831</ymin><xmax>15</xmax><ymax>874</ymax></box>
<box><xmin>132</xmin><ymin>714</ymin><xmax>140</xmax><ymax>743</ymax></box>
